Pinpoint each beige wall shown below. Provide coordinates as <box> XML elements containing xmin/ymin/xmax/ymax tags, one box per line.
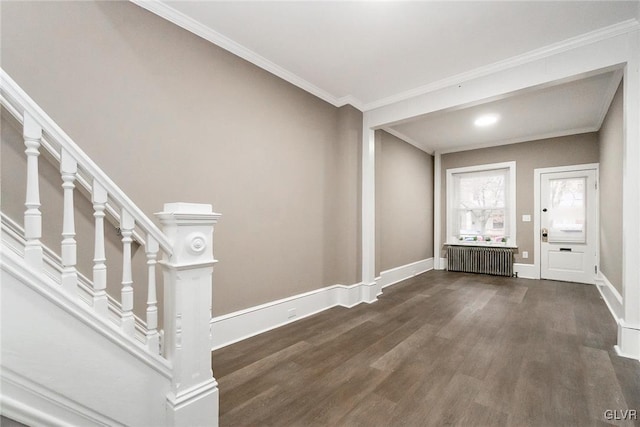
<box><xmin>334</xmin><ymin>106</ymin><xmax>363</xmax><ymax>284</ymax></box>
<box><xmin>598</xmin><ymin>81</ymin><xmax>624</xmax><ymax>293</ymax></box>
<box><xmin>375</xmin><ymin>130</ymin><xmax>434</xmax><ymax>274</ymax></box>
<box><xmin>1</xmin><ymin>1</ymin><xmax>362</xmax><ymax>315</ymax></box>
<box><xmin>440</xmin><ymin>133</ymin><xmax>599</xmax><ymax>264</ymax></box>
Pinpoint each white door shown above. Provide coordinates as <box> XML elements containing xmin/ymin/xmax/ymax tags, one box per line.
<box><xmin>540</xmin><ymin>168</ymin><xmax>597</xmax><ymax>284</ymax></box>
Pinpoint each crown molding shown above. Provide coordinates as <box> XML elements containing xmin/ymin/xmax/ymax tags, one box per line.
<box><xmin>596</xmin><ymin>68</ymin><xmax>624</xmax><ymax>129</ymax></box>
<box><xmin>362</xmin><ymin>19</ymin><xmax>640</xmax><ymax>111</ymax></box>
<box><xmin>380</xmin><ymin>127</ymin><xmax>433</xmax><ymax>155</ymax></box>
<box><xmin>437</xmin><ymin>126</ymin><xmax>599</xmax><ymax>155</ymax></box>
<box><xmin>130</xmin><ymin>0</ymin><xmax>353</xmax><ymax>108</ymax></box>
<box><xmin>130</xmin><ymin>1</ymin><xmax>639</xmax><ymax>114</ymax></box>
<box><xmin>336</xmin><ymin>94</ymin><xmax>364</xmax><ymax>110</ymax></box>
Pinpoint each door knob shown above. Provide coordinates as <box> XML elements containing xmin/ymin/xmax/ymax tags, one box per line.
<box><xmin>541</xmin><ymin>228</ymin><xmax>548</xmax><ymax>242</ymax></box>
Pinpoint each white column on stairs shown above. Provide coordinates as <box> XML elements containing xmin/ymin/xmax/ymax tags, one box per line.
<box><xmin>60</xmin><ymin>149</ymin><xmax>78</xmax><ymax>294</ymax></box>
<box><xmin>92</xmin><ymin>180</ymin><xmax>109</xmax><ymax>316</ymax></box>
<box><xmin>120</xmin><ymin>209</ymin><xmax>135</xmax><ymax>337</ymax></box>
<box><xmin>156</xmin><ymin>203</ymin><xmax>221</xmax><ymax>427</ymax></box>
<box><xmin>23</xmin><ymin>112</ymin><xmax>44</xmax><ymax>272</ymax></box>
<box><xmin>145</xmin><ymin>234</ymin><xmax>160</xmax><ymax>355</ymax></box>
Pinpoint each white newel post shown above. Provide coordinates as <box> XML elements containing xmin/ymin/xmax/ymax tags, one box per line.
<box><xmin>156</xmin><ymin>203</ymin><xmax>221</xmax><ymax>427</ymax></box>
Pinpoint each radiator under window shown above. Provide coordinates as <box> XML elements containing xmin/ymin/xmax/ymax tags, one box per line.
<box><xmin>446</xmin><ymin>245</ymin><xmax>515</xmax><ymax>277</ymax></box>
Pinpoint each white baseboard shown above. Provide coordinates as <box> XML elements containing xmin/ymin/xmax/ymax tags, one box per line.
<box><xmin>438</xmin><ymin>257</ymin><xmax>447</xmax><ymax>270</ymax></box>
<box><xmin>210</xmin><ymin>258</ymin><xmax>434</xmax><ymax>350</ymax></box>
<box><xmin>594</xmin><ymin>271</ymin><xmax>624</xmax><ymax>321</ymax></box>
<box><xmin>513</xmin><ymin>263</ymin><xmax>538</xmax><ymax>279</ymax></box>
<box><xmin>377</xmin><ymin>258</ymin><xmax>434</xmax><ymax>289</ymax></box>
<box><xmin>615</xmin><ymin>321</ymin><xmax>640</xmax><ymax>361</ymax></box>
<box><xmin>210</xmin><ymin>282</ymin><xmax>367</xmax><ymax>350</ymax></box>
<box><xmin>593</xmin><ymin>273</ymin><xmax>640</xmax><ymax>361</ymax></box>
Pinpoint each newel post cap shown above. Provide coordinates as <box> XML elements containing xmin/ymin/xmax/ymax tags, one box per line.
<box><xmin>155</xmin><ymin>202</ymin><xmax>221</xmax><ymax>265</ymax></box>
<box><xmin>155</xmin><ymin>202</ymin><xmax>221</xmax><ymax>224</ymax></box>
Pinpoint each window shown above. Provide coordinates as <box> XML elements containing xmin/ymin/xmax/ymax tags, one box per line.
<box><xmin>546</xmin><ymin>176</ymin><xmax>586</xmax><ymax>243</ymax></box>
<box><xmin>446</xmin><ymin>162</ymin><xmax>516</xmax><ymax>245</ymax></box>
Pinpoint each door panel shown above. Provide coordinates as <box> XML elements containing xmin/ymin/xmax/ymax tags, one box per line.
<box><xmin>547</xmin><ymin>250</ymin><xmax>584</xmax><ymax>271</ymax></box>
<box><xmin>540</xmin><ymin>169</ymin><xmax>597</xmax><ymax>284</ymax></box>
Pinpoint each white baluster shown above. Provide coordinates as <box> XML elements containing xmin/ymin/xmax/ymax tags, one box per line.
<box><xmin>60</xmin><ymin>149</ymin><xmax>78</xmax><ymax>294</ymax></box>
<box><xmin>92</xmin><ymin>180</ymin><xmax>108</xmax><ymax>316</ymax></box>
<box><xmin>146</xmin><ymin>235</ymin><xmax>160</xmax><ymax>354</ymax></box>
<box><xmin>23</xmin><ymin>112</ymin><xmax>44</xmax><ymax>271</ymax></box>
<box><xmin>120</xmin><ymin>209</ymin><xmax>135</xmax><ymax>337</ymax></box>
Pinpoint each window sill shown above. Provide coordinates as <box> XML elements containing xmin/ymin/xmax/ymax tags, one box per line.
<box><xmin>445</xmin><ymin>241</ymin><xmax>518</xmax><ymax>249</ymax></box>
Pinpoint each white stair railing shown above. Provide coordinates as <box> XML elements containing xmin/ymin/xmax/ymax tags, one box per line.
<box><xmin>1</xmin><ymin>68</ymin><xmax>220</xmax><ymax>425</ymax></box>
<box><xmin>1</xmin><ymin>73</ymin><xmax>172</xmax><ymax>353</ymax></box>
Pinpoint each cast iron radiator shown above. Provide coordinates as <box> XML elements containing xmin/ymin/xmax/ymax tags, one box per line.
<box><xmin>446</xmin><ymin>245</ymin><xmax>514</xmax><ymax>277</ymax></box>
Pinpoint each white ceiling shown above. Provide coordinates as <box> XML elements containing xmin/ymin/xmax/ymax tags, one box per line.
<box><xmin>135</xmin><ymin>1</ymin><xmax>638</xmax><ymax>153</ymax></box>
<box><xmin>389</xmin><ymin>70</ymin><xmax>622</xmax><ymax>153</ymax></box>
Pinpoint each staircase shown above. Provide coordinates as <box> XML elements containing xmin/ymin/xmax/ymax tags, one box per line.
<box><xmin>0</xmin><ymin>69</ymin><xmax>220</xmax><ymax>426</ymax></box>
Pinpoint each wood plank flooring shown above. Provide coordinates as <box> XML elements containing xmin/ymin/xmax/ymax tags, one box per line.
<box><xmin>212</xmin><ymin>270</ymin><xmax>640</xmax><ymax>426</ymax></box>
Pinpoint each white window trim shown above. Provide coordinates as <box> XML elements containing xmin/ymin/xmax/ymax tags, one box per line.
<box><xmin>446</xmin><ymin>161</ymin><xmax>517</xmax><ymax>247</ymax></box>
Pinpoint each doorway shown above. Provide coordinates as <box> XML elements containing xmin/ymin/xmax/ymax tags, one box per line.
<box><xmin>536</xmin><ymin>165</ymin><xmax>598</xmax><ymax>284</ymax></box>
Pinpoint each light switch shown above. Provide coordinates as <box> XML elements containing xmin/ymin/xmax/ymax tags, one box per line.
<box><xmin>522</xmin><ymin>214</ymin><xmax>531</xmax><ymax>222</ymax></box>
<box><xmin>522</xmin><ymin>251</ymin><xmax>529</xmax><ymax>259</ymax></box>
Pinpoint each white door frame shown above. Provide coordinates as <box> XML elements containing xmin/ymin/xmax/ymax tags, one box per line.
<box><xmin>534</xmin><ymin>163</ymin><xmax>599</xmax><ymax>281</ymax></box>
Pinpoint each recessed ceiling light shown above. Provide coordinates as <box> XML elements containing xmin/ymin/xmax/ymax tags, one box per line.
<box><xmin>474</xmin><ymin>114</ymin><xmax>500</xmax><ymax>127</ymax></box>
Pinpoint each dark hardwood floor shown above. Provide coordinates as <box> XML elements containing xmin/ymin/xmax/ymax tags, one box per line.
<box><xmin>212</xmin><ymin>270</ymin><xmax>640</xmax><ymax>426</ymax></box>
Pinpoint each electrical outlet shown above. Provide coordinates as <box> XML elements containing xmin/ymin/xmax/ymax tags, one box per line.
<box><xmin>522</xmin><ymin>251</ymin><xmax>529</xmax><ymax>259</ymax></box>
<box><xmin>522</xmin><ymin>214</ymin><xmax>531</xmax><ymax>222</ymax></box>
<box><xmin>287</xmin><ymin>308</ymin><xmax>296</xmax><ymax>319</ymax></box>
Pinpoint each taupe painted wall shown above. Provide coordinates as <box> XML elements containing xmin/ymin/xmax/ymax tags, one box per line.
<box><xmin>598</xmin><ymin>81</ymin><xmax>624</xmax><ymax>293</ymax></box>
<box><xmin>440</xmin><ymin>133</ymin><xmax>599</xmax><ymax>264</ymax></box>
<box><xmin>375</xmin><ymin>130</ymin><xmax>434</xmax><ymax>274</ymax></box>
<box><xmin>1</xmin><ymin>1</ymin><xmax>362</xmax><ymax>315</ymax></box>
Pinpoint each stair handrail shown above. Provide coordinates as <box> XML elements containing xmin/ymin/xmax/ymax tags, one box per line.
<box><xmin>0</xmin><ymin>68</ymin><xmax>173</xmax><ymax>255</ymax></box>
